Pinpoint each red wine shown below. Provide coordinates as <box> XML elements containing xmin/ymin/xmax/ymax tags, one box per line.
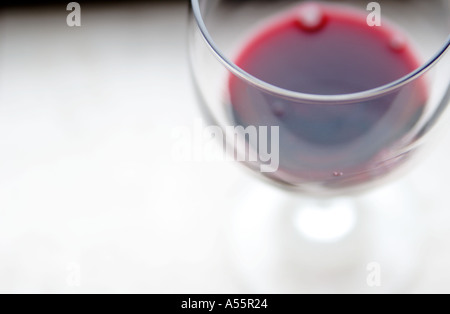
<box><xmin>229</xmin><ymin>3</ymin><xmax>427</xmax><ymax>189</ymax></box>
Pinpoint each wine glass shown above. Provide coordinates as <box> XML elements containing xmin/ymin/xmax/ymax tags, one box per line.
<box><xmin>188</xmin><ymin>0</ymin><xmax>450</xmax><ymax>293</ymax></box>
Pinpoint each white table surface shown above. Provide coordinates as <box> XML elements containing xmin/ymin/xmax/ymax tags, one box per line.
<box><xmin>0</xmin><ymin>2</ymin><xmax>449</xmax><ymax>293</ymax></box>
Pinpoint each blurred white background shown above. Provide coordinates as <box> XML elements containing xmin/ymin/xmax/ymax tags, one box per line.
<box><xmin>0</xmin><ymin>1</ymin><xmax>449</xmax><ymax>293</ymax></box>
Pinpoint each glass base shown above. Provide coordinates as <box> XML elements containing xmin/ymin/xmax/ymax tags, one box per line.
<box><xmin>225</xmin><ymin>178</ymin><xmax>426</xmax><ymax>293</ymax></box>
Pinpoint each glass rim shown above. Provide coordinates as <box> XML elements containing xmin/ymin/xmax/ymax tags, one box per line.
<box><xmin>191</xmin><ymin>0</ymin><xmax>450</xmax><ymax>102</ymax></box>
